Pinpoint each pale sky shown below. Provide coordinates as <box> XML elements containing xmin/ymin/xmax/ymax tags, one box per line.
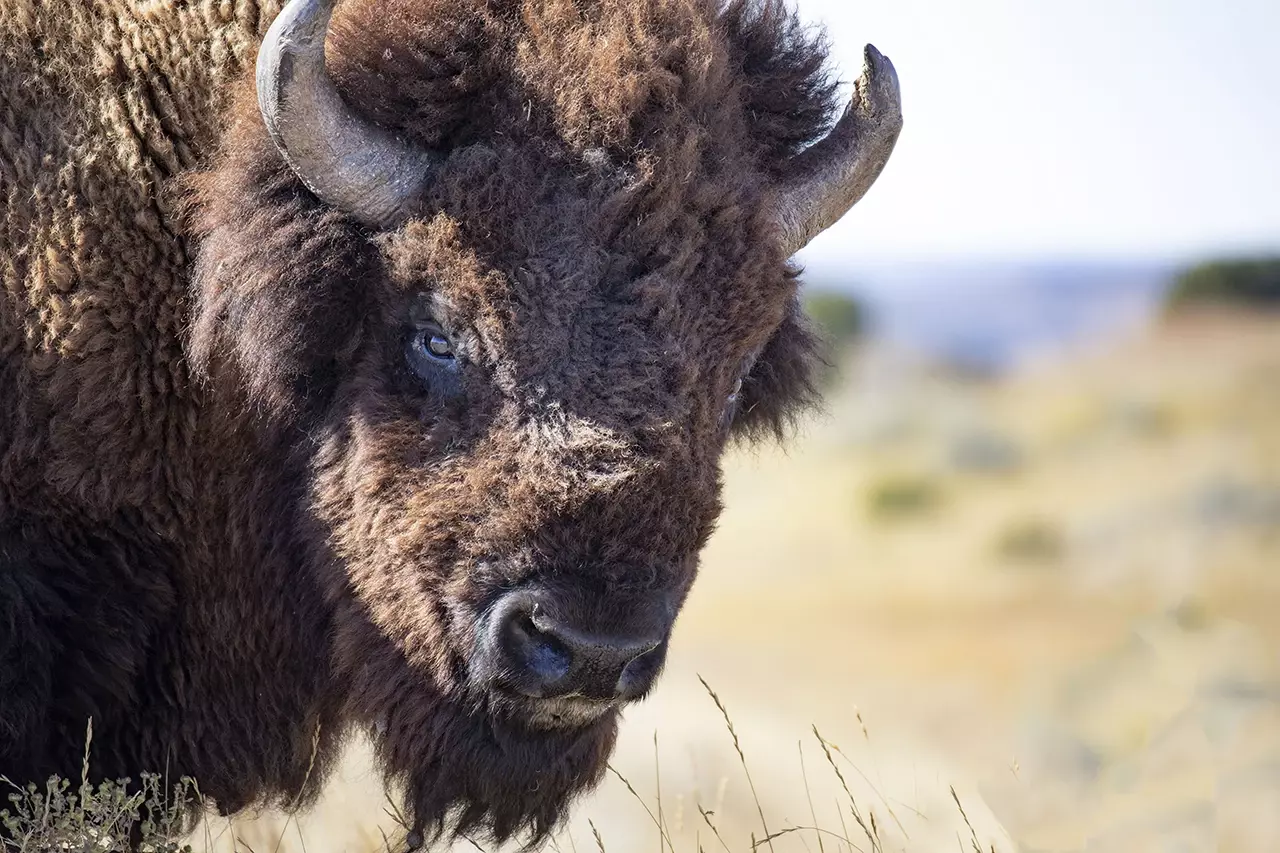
<box><xmin>790</xmin><ymin>0</ymin><xmax>1280</xmax><ymax>265</ymax></box>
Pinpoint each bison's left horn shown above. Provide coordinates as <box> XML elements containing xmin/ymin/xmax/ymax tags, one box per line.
<box><xmin>257</xmin><ymin>0</ymin><xmax>437</xmax><ymax>226</ymax></box>
<box><xmin>773</xmin><ymin>45</ymin><xmax>903</xmax><ymax>256</ymax></box>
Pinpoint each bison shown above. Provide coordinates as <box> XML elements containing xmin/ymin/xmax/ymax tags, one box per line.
<box><xmin>0</xmin><ymin>0</ymin><xmax>900</xmax><ymax>844</ymax></box>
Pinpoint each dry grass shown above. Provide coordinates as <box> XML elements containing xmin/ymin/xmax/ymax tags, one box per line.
<box><xmin>8</xmin><ymin>684</ymin><xmax>1009</xmax><ymax>853</ymax></box>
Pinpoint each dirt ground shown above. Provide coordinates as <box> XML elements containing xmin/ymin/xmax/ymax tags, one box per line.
<box><xmin>198</xmin><ymin>313</ymin><xmax>1280</xmax><ymax>853</ymax></box>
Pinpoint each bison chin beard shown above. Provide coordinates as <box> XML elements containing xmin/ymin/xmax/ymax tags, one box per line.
<box><xmin>341</xmin><ymin>630</ymin><xmax>618</xmax><ymax>847</ymax></box>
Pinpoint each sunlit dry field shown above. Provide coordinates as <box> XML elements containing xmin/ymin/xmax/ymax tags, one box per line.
<box><xmin>196</xmin><ymin>313</ymin><xmax>1280</xmax><ymax>853</ymax></box>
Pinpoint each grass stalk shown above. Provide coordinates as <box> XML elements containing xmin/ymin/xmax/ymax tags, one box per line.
<box><xmin>699</xmin><ymin>675</ymin><xmax>774</xmax><ymax>853</ymax></box>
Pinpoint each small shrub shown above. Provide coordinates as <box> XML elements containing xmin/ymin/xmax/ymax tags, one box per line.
<box><xmin>1111</xmin><ymin>398</ymin><xmax>1177</xmax><ymax>440</ymax></box>
<box><xmin>803</xmin><ymin>290</ymin><xmax>865</xmax><ymax>345</ymax></box>
<box><xmin>1169</xmin><ymin>598</ymin><xmax>1211</xmax><ymax>632</ymax></box>
<box><xmin>0</xmin><ymin>773</ymin><xmax>195</xmax><ymax>853</ymax></box>
<box><xmin>1</xmin><ymin>722</ymin><xmax>196</xmax><ymax>853</ymax></box>
<box><xmin>866</xmin><ymin>475</ymin><xmax>942</xmax><ymax>518</ymax></box>
<box><xmin>995</xmin><ymin>518</ymin><xmax>1065</xmax><ymax>564</ymax></box>
<box><xmin>948</xmin><ymin>430</ymin><xmax>1024</xmax><ymax>474</ymax></box>
<box><xmin>1164</xmin><ymin>257</ymin><xmax>1280</xmax><ymax>312</ymax></box>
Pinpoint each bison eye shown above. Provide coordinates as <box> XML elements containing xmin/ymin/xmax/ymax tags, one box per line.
<box><xmin>423</xmin><ymin>331</ymin><xmax>454</xmax><ymax>359</ymax></box>
<box><xmin>409</xmin><ymin>326</ymin><xmax>455</xmax><ymax>363</ymax></box>
<box><xmin>406</xmin><ymin>324</ymin><xmax>461</xmax><ymax>391</ymax></box>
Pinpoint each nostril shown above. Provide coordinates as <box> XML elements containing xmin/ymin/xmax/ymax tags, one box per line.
<box><xmin>616</xmin><ymin>643</ymin><xmax>665</xmax><ymax>698</ymax></box>
<box><xmin>501</xmin><ymin>610</ymin><xmax>572</xmax><ymax>688</ymax></box>
<box><xmin>545</xmin><ymin>626</ymin><xmax>664</xmax><ymax>700</ymax></box>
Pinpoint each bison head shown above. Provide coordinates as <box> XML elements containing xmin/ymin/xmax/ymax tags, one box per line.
<box><xmin>186</xmin><ymin>0</ymin><xmax>899</xmax><ymax>843</ymax></box>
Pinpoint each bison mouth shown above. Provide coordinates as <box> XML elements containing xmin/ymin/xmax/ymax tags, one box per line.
<box><xmin>489</xmin><ymin>688</ymin><xmax>623</xmax><ymax>730</ymax></box>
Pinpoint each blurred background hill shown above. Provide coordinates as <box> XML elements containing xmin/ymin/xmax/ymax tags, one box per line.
<box><xmin>804</xmin><ymin>259</ymin><xmax>1173</xmax><ymax>373</ymax></box>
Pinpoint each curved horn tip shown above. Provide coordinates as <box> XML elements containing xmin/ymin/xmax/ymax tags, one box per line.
<box><xmin>770</xmin><ymin>42</ymin><xmax>903</xmax><ymax>256</ymax></box>
<box><xmin>856</xmin><ymin>44</ymin><xmax>902</xmax><ymax>119</ymax></box>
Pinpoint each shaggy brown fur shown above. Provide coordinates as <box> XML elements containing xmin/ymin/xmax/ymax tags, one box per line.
<box><xmin>1</xmin><ymin>0</ymin><xmax>845</xmax><ymax>843</ymax></box>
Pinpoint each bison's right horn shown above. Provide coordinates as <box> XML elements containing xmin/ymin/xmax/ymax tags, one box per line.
<box><xmin>773</xmin><ymin>44</ymin><xmax>903</xmax><ymax>257</ymax></box>
<box><xmin>257</xmin><ymin>0</ymin><xmax>437</xmax><ymax>227</ymax></box>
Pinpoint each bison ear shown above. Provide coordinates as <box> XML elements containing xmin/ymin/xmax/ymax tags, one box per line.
<box><xmin>184</xmin><ymin>73</ymin><xmax>376</xmax><ymax>422</ymax></box>
<box><xmin>720</xmin><ymin>0</ymin><xmax>844</xmax><ymax>176</ymax></box>
<box><xmin>730</xmin><ymin>292</ymin><xmax>824</xmax><ymax>443</ymax></box>
<box><xmin>187</xmin><ymin>216</ymin><xmax>372</xmax><ymax>421</ymax></box>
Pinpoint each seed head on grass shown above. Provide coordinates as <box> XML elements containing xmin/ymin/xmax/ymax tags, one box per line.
<box><xmin>949</xmin><ymin>786</ymin><xmax>982</xmax><ymax>853</ymax></box>
<box><xmin>826</xmin><ymin>734</ymin><xmax>908</xmax><ymax>838</ymax></box>
<box><xmin>812</xmin><ymin>727</ymin><xmax>877</xmax><ymax>853</ymax></box>
<box><xmin>588</xmin><ymin>819</ymin><xmax>606</xmax><ymax>853</ymax></box>
<box><xmin>751</xmin><ymin>826</ymin><xmax>864</xmax><ymax>852</ymax></box>
<box><xmin>698</xmin><ymin>675</ymin><xmax>774</xmax><ymax>853</ymax></box>
<box><xmin>854</xmin><ymin>708</ymin><xmax>868</xmax><ymax>742</ymax></box>
<box><xmin>80</xmin><ymin>717</ymin><xmax>93</xmax><ymax>793</ymax></box>
<box><xmin>697</xmin><ymin>804</ymin><xmax>731</xmax><ymax>853</ymax></box>
<box><xmin>606</xmin><ymin>765</ymin><xmax>675</xmax><ymax>851</ymax></box>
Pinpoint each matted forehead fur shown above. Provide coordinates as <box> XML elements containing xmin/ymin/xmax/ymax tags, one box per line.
<box><xmin>186</xmin><ymin>0</ymin><xmax>839</xmax><ymax>843</ymax></box>
<box><xmin>190</xmin><ymin>0</ymin><xmax>834</xmax><ymax>429</ymax></box>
